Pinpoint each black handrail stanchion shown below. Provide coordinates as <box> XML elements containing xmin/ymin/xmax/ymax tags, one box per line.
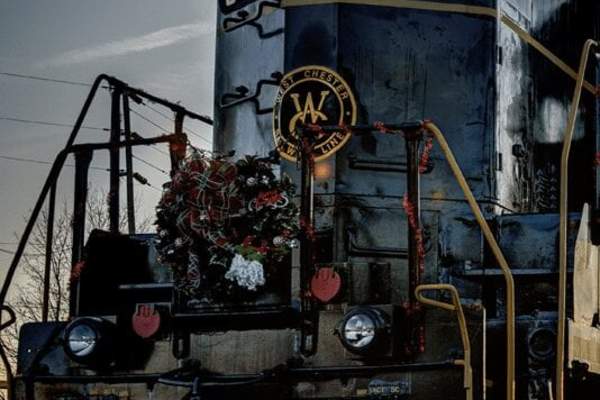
<box><xmin>109</xmin><ymin>87</ymin><xmax>122</xmax><ymax>234</ymax></box>
<box><xmin>405</xmin><ymin>136</ymin><xmax>421</xmax><ymax>305</ymax></box>
<box><xmin>123</xmin><ymin>91</ymin><xmax>136</xmax><ymax>234</ymax></box>
<box><xmin>404</xmin><ymin>133</ymin><xmax>426</xmax><ymax>355</ymax></box>
<box><xmin>298</xmin><ymin>128</ymin><xmax>318</xmax><ymax>356</ymax></box>
<box><xmin>42</xmin><ymin>183</ymin><xmax>56</xmax><ymax>322</ymax></box>
<box><xmin>70</xmin><ymin>150</ymin><xmax>93</xmax><ymax>317</ymax></box>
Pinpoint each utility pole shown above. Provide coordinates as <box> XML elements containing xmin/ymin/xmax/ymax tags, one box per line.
<box><xmin>122</xmin><ymin>91</ymin><xmax>135</xmax><ymax>234</ymax></box>
<box><xmin>109</xmin><ymin>86</ymin><xmax>121</xmax><ymax>234</ymax></box>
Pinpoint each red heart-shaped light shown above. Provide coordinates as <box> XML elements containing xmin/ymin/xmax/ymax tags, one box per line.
<box><xmin>310</xmin><ymin>267</ymin><xmax>342</xmax><ymax>303</ymax></box>
<box><xmin>132</xmin><ymin>304</ymin><xmax>161</xmax><ymax>339</ymax></box>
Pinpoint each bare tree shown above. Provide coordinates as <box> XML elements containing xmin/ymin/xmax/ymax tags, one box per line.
<box><xmin>0</xmin><ymin>189</ymin><xmax>152</xmax><ymax>372</ymax></box>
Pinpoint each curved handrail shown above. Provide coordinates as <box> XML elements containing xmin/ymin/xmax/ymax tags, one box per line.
<box><xmin>422</xmin><ymin>121</ymin><xmax>515</xmax><ymax>400</ymax></box>
<box><xmin>415</xmin><ymin>284</ymin><xmax>472</xmax><ymax>400</ymax></box>
<box><xmin>0</xmin><ymin>306</ymin><xmax>17</xmax><ymax>332</ymax></box>
<box><xmin>556</xmin><ymin>38</ymin><xmax>598</xmax><ymax>400</ymax></box>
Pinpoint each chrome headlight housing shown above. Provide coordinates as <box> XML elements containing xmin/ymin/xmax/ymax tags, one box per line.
<box><xmin>63</xmin><ymin>317</ymin><xmax>116</xmax><ymax>366</ymax></box>
<box><xmin>336</xmin><ymin>307</ymin><xmax>390</xmax><ymax>356</ymax></box>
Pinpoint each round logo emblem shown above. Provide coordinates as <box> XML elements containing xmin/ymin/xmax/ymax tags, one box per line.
<box><xmin>273</xmin><ymin>65</ymin><xmax>357</xmax><ymax>162</ymax></box>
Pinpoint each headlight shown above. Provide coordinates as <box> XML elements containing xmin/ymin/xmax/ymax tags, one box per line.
<box><xmin>63</xmin><ymin>317</ymin><xmax>116</xmax><ymax>366</ymax></box>
<box><xmin>67</xmin><ymin>323</ymin><xmax>97</xmax><ymax>357</ymax></box>
<box><xmin>336</xmin><ymin>307</ymin><xmax>390</xmax><ymax>356</ymax></box>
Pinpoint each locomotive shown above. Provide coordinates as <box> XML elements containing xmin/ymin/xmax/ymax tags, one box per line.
<box><xmin>3</xmin><ymin>1</ymin><xmax>600</xmax><ymax>399</ymax></box>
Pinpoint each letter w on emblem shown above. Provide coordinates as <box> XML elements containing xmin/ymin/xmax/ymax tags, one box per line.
<box><xmin>288</xmin><ymin>91</ymin><xmax>330</xmax><ymax>134</ymax></box>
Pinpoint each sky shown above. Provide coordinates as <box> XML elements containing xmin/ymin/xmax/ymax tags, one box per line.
<box><xmin>0</xmin><ymin>1</ymin><xmax>217</xmax><ymax>278</ymax></box>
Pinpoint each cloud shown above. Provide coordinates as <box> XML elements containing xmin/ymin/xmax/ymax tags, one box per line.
<box><xmin>42</xmin><ymin>21</ymin><xmax>213</xmax><ymax>67</ymax></box>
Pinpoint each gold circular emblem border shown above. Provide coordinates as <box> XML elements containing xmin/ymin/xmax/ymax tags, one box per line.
<box><xmin>272</xmin><ymin>65</ymin><xmax>357</xmax><ymax>162</ymax></box>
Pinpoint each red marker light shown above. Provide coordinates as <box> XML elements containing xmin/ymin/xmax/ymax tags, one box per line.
<box><xmin>132</xmin><ymin>304</ymin><xmax>161</xmax><ymax>339</ymax></box>
<box><xmin>310</xmin><ymin>267</ymin><xmax>342</xmax><ymax>303</ymax></box>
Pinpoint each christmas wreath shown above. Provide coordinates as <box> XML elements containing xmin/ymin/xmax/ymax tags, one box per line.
<box><xmin>155</xmin><ymin>151</ymin><xmax>299</xmax><ymax>301</ymax></box>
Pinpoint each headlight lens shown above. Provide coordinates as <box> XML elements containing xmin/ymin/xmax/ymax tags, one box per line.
<box><xmin>343</xmin><ymin>314</ymin><xmax>376</xmax><ymax>348</ymax></box>
<box><xmin>63</xmin><ymin>317</ymin><xmax>115</xmax><ymax>366</ymax></box>
<box><xmin>67</xmin><ymin>323</ymin><xmax>98</xmax><ymax>357</ymax></box>
<box><xmin>336</xmin><ymin>307</ymin><xmax>390</xmax><ymax>356</ymax></box>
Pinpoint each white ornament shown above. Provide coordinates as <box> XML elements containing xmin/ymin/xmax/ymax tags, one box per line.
<box><xmin>224</xmin><ymin>254</ymin><xmax>266</xmax><ymax>291</ymax></box>
<box><xmin>246</xmin><ymin>177</ymin><xmax>257</xmax><ymax>186</ymax></box>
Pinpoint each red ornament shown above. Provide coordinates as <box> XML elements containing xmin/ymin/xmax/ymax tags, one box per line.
<box><xmin>310</xmin><ymin>267</ymin><xmax>342</xmax><ymax>303</ymax></box>
<box><xmin>254</xmin><ymin>190</ymin><xmax>283</xmax><ymax>209</ymax></box>
<box><xmin>419</xmin><ymin>136</ymin><xmax>434</xmax><ymax>174</ymax></box>
<box><xmin>242</xmin><ymin>235</ymin><xmax>255</xmax><ymax>247</ymax></box>
<box><xmin>132</xmin><ymin>304</ymin><xmax>161</xmax><ymax>339</ymax></box>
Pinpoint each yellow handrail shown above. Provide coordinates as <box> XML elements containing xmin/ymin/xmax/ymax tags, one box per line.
<box><xmin>556</xmin><ymin>38</ymin><xmax>598</xmax><ymax>400</ymax></box>
<box><xmin>422</xmin><ymin>121</ymin><xmax>515</xmax><ymax>400</ymax></box>
<box><xmin>415</xmin><ymin>284</ymin><xmax>472</xmax><ymax>400</ymax></box>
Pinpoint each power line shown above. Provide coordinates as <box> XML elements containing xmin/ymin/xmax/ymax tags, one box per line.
<box><xmin>0</xmin><ymin>247</ymin><xmax>43</xmax><ymax>257</ymax></box>
<box><xmin>140</xmin><ymin>101</ymin><xmax>212</xmax><ymax>146</ymax></box>
<box><xmin>145</xmin><ymin>182</ymin><xmax>162</xmax><ymax>192</ymax></box>
<box><xmin>130</xmin><ymin>108</ymin><xmax>171</xmax><ymax>134</ymax></box>
<box><xmin>132</xmin><ymin>154</ymin><xmax>169</xmax><ymax>175</ymax></box>
<box><xmin>0</xmin><ymin>72</ymin><xmax>92</xmax><ymax>87</ymax></box>
<box><xmin>0</xmin><ymin>154</ymin><xmax>163</xmax><ymax>199</ymax></box>
<box><xmin>2</xmin><ymin>71</ymin><xmax>212</xmax><ymax>145</ymax></box>
<box><xmin>0</xmin><ymin>153</ymin><xmax>165</xmax><ymax>184</ymax></box>
<box><xmin>129</xmin><ymin>131</ymin><xmax>169</xmax><ymax>157</ymax></box>
<box><xmin>143</xmin><ymin>102</ymin><xmax>175</xmax><ymax>122</ymax></box>
<box><xmin>0</xmin><ymin>154</ymin><xmax>109</xmax><ymax>171</ymax></box>
<box><xmin>0</xmin><ymin>116</ymin><xmax>109</xmax><ymax>132</ymax></box>
<box><xmin>129</xmin><ymin>109</ymin><xmax>184</xmax><ymax>157</ymax></box>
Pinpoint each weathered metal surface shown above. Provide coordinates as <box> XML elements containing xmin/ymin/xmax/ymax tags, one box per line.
<box><xmin>213</xmin><ymin>3</ymin><xmax>284</xmax><ymax>157</ymax></box>
<box><xmin>209</xmin><ymin>1</ymin><xmax>600</xmax><ymax>398</ymax></box>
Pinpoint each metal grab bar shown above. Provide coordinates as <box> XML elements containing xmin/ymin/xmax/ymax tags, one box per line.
<box><xmin>556</xmin><ymin>38</ymin><xmax>598</xmax><ymax>400</ymax></box>
<box><xmin>346</xmin><ymin>228</ymin><xmax>408</xmax><ymax>258</ymax></box>
<box><xmin>422</xmin><ymin>121</ymin><xmax>515</xmax><ymax>400</ymax></box>
<box><xmin>220</xmin><ymin>72</ymin><xmax>282</xmax><ymax>114</ymax></box>
<box><xmin>415</xmin><ymin>284</ymin><xmax>472</xmax><ymax>400</ymax></box>
<box><xmin>222</xmin><ymin>1</ymin><xmax>281</xmax><ymax>33</ymax></box>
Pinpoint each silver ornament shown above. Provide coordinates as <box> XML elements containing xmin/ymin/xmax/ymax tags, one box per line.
<box><xmin>246</xmin><ymin>177</ymin><xmax>257</xmax><ymax>186</ymax></box>
<box><xmin>273</xmin><ymin>236</ymin><xmax>285</xmax><ymax>246</ymax></box>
